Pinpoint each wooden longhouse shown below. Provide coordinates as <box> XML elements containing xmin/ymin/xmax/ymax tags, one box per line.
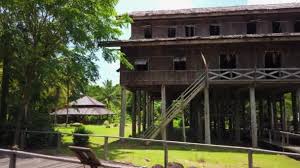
<box><xmin>105</xmin><ymin>3</ymin><xmax>300</xmax><ymax>147</ymax></box>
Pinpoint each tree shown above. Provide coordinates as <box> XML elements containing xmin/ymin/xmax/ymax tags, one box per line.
<box><xmin>0</xmin><ymin>0</ymin><xmax>131</xmax><ymax>146</ymax></box>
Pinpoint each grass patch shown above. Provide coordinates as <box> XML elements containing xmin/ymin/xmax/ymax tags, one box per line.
<box><xmin>54</xmin><ymin>124</ymin><xmax>300</xmax><ymax>168</ymax></box>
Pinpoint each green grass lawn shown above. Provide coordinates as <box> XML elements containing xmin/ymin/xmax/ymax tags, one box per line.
<box><xmin>54</xmin><ymin>124</ymin><xmax>300</xmax><ymax>168</ymax></box>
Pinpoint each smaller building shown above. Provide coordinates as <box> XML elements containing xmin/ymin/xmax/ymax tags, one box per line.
<box><xmin>50</xmin><ymin>96</ymin><xmax>113</xmax><ymax>123</ymax></box>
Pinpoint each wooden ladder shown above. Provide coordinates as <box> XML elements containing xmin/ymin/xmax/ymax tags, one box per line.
<box><xmin>142</xmin><ymin>70</ymin><xmax>208</xmax><ymax>140</ymax></box>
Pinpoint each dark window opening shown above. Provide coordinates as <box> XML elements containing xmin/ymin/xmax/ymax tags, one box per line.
<box><xmin>265</xmin><ymin>51</ymin><xmax>281</xmax><ymax>68</ymax></box>
<box><xmin>144</xmin><ymin>26</ymin><xmax>152</xmax><ymax>39</ymax></box>
<box><xmin>272</xmin><ymin>22</ymin><xmax>282</xmax><ymax>33</ymax></box>
<box><xmin>134</xmin><ymin>59</ymin><xmax>148</xmax><ymax>71</ymax></box>
<box><xmin>210</xmin><ymin>25</ymin><xmax>220</xmax><ymax>35</ymax></box>
<box><xmin>185</xmin><ymin>26</ymin><xmax>195</xmax><ymax>37</ymax></box>
<box><xmin>247</xmin><ymin>22</ymin><xmax>257</xmax><ymax>34</ymax></box>
<box><xmin>264</xmin><ymin>51</ymin><xmax>282</xmax><ymax>78</ymax></box>
<box><xmin>220</xmin><ymin>54</ymin><xmax>236</xmax><ymax>69</ymax></box>
<box><xmin>295</xmin><ymin>21</ymin><xmax>300</xmax><ymax>32</ymax></box>
<box><xmin>168</xmin><ymin>27</ymin><xmax>176</xmax><ymax>38</ymax></box>
<box><xmin>174</xmin><ymin>57</ymin><xmax>186</xmax><ymax>70</ymax></box>
<box><xmin>219</xmin><ymin>54</ymin><xmax>237</xmax><ymax>79</ymax></box>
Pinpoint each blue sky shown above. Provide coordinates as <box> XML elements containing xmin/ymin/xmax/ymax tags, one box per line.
<box><xmin>96</xmin><ymin>0</ymin><xmax>299</xmax><ymax>85</ymax></box>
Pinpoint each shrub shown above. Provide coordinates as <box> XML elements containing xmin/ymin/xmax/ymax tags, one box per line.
<box><xmin>73</xmin><ymin>126</ymin><xmax>92</xmax><ymax>146</ymax></box>
<box><xmin>103</xmin><ymin>120</ymin><xmax>110</xmax><ymax>128</ymax></box>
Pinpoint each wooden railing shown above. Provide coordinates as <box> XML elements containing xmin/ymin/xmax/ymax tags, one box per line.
<box><xmin>208</xmin><ymin>68</ymin><xmax>300</xmax><ymax>81</ymax></box>
<box><xmin>121</xmin><ymin>68</ymin><xmax>300</xmax><ymax>85</ymax></box>
<box><xmin>266</xmin><ymin>129</ymin><xmax>300</xmax><ymax>146</ymax></box>
<box><xmin>4</xmin><ymin>130</ymin><xmax>300</xmax><ymax>168</ymax></box>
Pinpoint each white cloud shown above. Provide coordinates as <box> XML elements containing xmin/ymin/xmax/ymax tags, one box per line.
<box><xmin>157</xmin><ymin>0</ymin><xmax>193</xmax><ymax>10</ymax></box>
<box><xmin>248</xmin><ymin>0</ymin><xmax>300</xmax><ymax>5</ymax></box>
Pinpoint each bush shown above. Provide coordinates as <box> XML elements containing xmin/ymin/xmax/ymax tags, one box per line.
<box><xmin>73</xmin><ymin>126</ymin><xmax>92</xmax><ymax>146</ymax></box>
<box><xmin>103</xmin><ymin>120</ymin><xmax>110</xmax><ymax>128</ymax></box>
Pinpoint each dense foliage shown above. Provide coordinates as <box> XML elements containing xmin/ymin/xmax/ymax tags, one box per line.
<box><xmin>0</xmin><ymin>0</ymin><xmax>130</xmax><ymax>146</ymax></box>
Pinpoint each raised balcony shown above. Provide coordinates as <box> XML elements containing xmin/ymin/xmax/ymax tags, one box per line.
<box><xmin>120</xmin><ymin>68</ymin><xmax>300</xmax><ymax>86</ymax></box>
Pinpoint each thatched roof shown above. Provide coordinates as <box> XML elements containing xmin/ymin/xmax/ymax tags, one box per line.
<box><xmin>130</xmin><ymin>3</ymin><xmax>300</xmax><ymax>20</ymax></box>
<box><xmin>50</xmin><ymin>96</ymin><xmax>113</xmax><ymax>116</ymax></box>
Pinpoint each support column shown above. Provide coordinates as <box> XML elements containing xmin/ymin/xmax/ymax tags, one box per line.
<box><xmin>296</xmin><ymin>89</ymin><xmax>300</xmax><ymax>133</ymax></box>
<box><xmin>182</xmin><ymin>112</ymin><xmax>186</xmax><ymax>142</ymax></box>
<box><xmin>161</xmin><ymin>85</ymin><xmax>167</xmax><ymax>140</ymax></box>
<box><xmin>292</xmin><ymin>91</ymin><xmax>298</xmax><ymax>133</ymax></box>
<box><xmin>137</xmin><ymin>90</ymin><xmax>141</xmax><ymax>134</ymax></box>
<box><xmin>131</xmin><ymin>91</ymin><xmax>136</xmax><ymax>137</ymax></box>
<box><xmin>145</xmin><ymin>92</ymin><xmax>150</xmax><ymax>129</ymax></box>
<box><xmin>234</xmin><ymin>99</ymin><xmax>241</xmax><ymax>143</ymax></box>
<box><xmin>204</xmin><ymin>87</ymin><xmax>211</xmax><ymax>144</ymax></box>
<box><xmin>281</xmin><ymin>95</ymin><xmax>287</xmax><ymax>131</ymax></box>
<box><xmin>142</xmin><ymin>91</ymin><xmax>147</xmax><ymax>132</ymax></box>
<box><xmin>119</xmin><ymin>87</ymin><xmax>127</xmax><ymax>137</ymax></box>
<box><xmin>250</xmin><ymin>87</ymin><xmax>257</xmax><ymax>147</ymax></box>
<box><xmin>270</xmin><ymin>98</ymin><xmax>275</xmax><ymax>130</ymax></box>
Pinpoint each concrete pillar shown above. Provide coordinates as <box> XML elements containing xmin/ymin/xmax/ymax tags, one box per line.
<box><xmin>204</xmin><ymin>87</ymin><xmax>211</xmax><ymax>144</ymax></box>
<box><xmin>250</xmin><ymin>87</ymin><xmax>257</xmax><ymax>147</ymax></box>
<box><xmin>119</xmin><ymin>87</ymin><xmax>126</xmax><ymax>137</ymax></box>
<box><xmin>161</xmin><ymin>85</ymin><xmax>167</xmax><ymax>140</ymax></box>
<box><xmin>132</xmin><ymin>91</ymin><xmax>136</xmax><ymax>137</ymax></box>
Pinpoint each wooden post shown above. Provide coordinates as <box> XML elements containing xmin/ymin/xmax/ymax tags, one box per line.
<box><xmin>132</xmin><ymin>91</ymin><xmax>137</xmax><ymax>137</ymax></box>
<box><xmin>270</xmin><ymin>98</ymin><xmax>275</xmax><ymax>130</ymax></box>
<box><xmin>142</xmin><ymin>91</ymin><xmax>147</xmax><ymax>132</ymax></box>
<box><xmin>250</xmin><ymin>87</ymin><xmax>257</xmax><ymax>147</ymax></box>
<box><xmin>197</xmin><ymin>102</ymin><xmax>203</xmax><ymax>142</ymax></box>
<box><xmin>161</xmin><ymin>85</ymin><xmax>167</xmax><ymax>140</ymax></box>
<box><xmin>204</xmin><ymin>87</ymin><xmax>211</xmax><ymax>144</ymax></box>
<box><xmin>296</xmin><ymin>89</ymin><xmax>300</xmax><ymax>133</ymax></box>
<box><xmin>104</xmin><ymin>136</ymin><xmax>108</xmax><ymax>160</ymax></box>
<box><xmin>145</xmin><ymin>92</ymin><xmax>150</xmax><ymax>129</ymax></box>
<box><xmin>163</xmin><ymin>142</ymin><xmax>168</xmax><ymax>168</ymax></box>
<box><xmin>119</xmin><ymin>87</ymin><xmax>126</xmax><ymax>137</ymax></box>
<box><xmin>57</xmin><ymin>133</ymin><xmax>61</xmax><ymax>152</ymax></box>
<box><xmin>248</xmin><ymin>149</ymin><xmax>253</xmax><ymax>168</ymax></box>
<box><xmin>182</xmin><ymin>112</ymin><xmax>186</xmax><ymax>142</ymax></box>
<box><xmin>137</xmin><ymin>90</ymin><xmax>141</xmax><ymax>134</ymax></box>
<box><xmin>280</xmin><ymin>96</ymin><xmax>287</xmax><ymax>131</ymax></box>
<box><xmin>9</xmin><ymin>152</ymin><xmax>16</xmax><ymax>168</ymax></box>
<box><xmin>235</xmin><ymin>100</ymin><xmax>241</xmax><ymax>143</ymax></box>
<box><xmin>292</xmin><ymin>92</ymin><xmax>298</xmax><ymax>133</ymax></box>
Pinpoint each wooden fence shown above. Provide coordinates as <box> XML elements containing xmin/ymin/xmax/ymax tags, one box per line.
<box><xmin>2</xmin><ymin>130</ymin><xmax>300</xmax><ymax>168</ymax></box>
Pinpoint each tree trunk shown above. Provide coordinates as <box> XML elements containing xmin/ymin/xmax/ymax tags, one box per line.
<box><xmin>0</xmin><ymin>40</ymin><xmax>11</xmax><ymax>125</ymax></box>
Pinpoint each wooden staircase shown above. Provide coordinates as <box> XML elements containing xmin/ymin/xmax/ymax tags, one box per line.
<box><xmin>142</xmin><ymin>70</ymin><xmax>208</xmax><ymax>140</ymax></box>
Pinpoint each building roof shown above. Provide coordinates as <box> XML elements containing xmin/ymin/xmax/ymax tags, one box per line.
<box><xmin>130</xmin><ymin>3</ymin><xmax>300</xmax><ymax>20</ymax></box>
<box><xmin>102</xmin><ymin>33</ymin><xmax>300</xmax><ymax>47</ymax></box>
<box><xmin>50</xmin><ymin>107</ymin><xmax>113</xmax><ymax>116</ymax></box>
<box><xmin>50</xmin><ymin>96</ymin><xmax>114</xmax><ymax>116</ymax></box>
<box><xmin>69</xmin><ymin>96</ymin><xmax>105</xmax><ymax>107</ymax></box>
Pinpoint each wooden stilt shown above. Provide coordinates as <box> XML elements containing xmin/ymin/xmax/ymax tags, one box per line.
<box><xmin>145</xmin><ymin>92</ymin><xmax>150</xmax><ymax>129</ymax></box>
<box><xmin>270</xmin><ymin>98</ymin><xmax>275</xmax><ymax>130</ymax></box>
<box><xmin>235</xmin><ymin>98</ymin><xmax>241</xmax><ymax>143</ymax></box>
<box><xmin>182</xmin><ymin>112</ymin><xmax>186</xmax><ymax>142</ymax></box>
<box><xmin>132</xmin><ymin>91</ymin><xmax>136</xmax><ymax>137</ymax></box>
<box><xmin>204</xmin><ymin>87</ymin><xmax>211</xmax><ymax>144</ymax></box>
<box><xmin>142</xmin><ymin>91</ymin><xmax>147</xmax><ymax>132</ymax></box>
<box><xmin>296</xmin><ymin>89</ymin><xmax>300</xmax><ymax>133</ymax></box>
<box><xmin>250</xmin><ymin>87</ymin><xmax>257</xmax><ymax>147</ymax></box>
<box><xmin>136</xmin><ymin>90</ymin><xmax>141</xmax><ymax>134</ymax></box>
<box><xmin>119</xmin><ymin>87</ymin><xmax>127</xmax><ymax>137</ymax></box>
<box><xmin>292</xmin><ymin>91</ymin><xmax>298</xmax><ymax>132</ymax></box>
<box><xmin>161</xmin><ymin>85</ymin><xmax>167</xmax><ymax>140</ymax></box>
